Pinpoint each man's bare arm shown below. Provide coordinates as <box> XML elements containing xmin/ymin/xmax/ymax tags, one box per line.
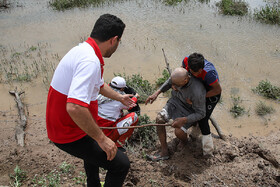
<box><xmin>99</xmin><ymin>84</ymin><xmax>135</xmax><ymax>107</ymax></box>
<box><xmin>66</xmin><ymin>103</ymin><xmax>117</xmax><ymax>161</ymax></box>
<box><xmin>206</xmin><ymin>81</ymin><xmax>222</xmax><ymax>97</ymax></box>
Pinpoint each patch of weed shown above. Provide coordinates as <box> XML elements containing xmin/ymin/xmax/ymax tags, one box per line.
<box><xmin>216</xmin><ymin>0</ymin><xmax>248</xmax><ymax>16</ymax></box>
<box><xmin>254</xmin><ymin>4</ymin><xmax>280</xmax><ymax>25</ymax></box>
<box><xmin>9</xmin><ymin>165</ymin><xmax>27</xmax><ymax>187</ymax></box>
<box><xmin>156</xmin><ymin>69</ymin><xmax>170</xmax><ymax>87</ymax></box>
<box><xmin>255</xmin><ymin>101</ymin><xmax>275</xmax><ymax>116</ymax></box>
<box><xmin>129</xmin><ymin>114</ymin><xmax>157</xmax><ymax>149</ymax></box>
<box><xmin>230</xmin><ymin>96</ymin><xmax>245</xmax><ymax>118</ymax></box>
<box><xmin>59</xmin><ymin>161</ymin><xmax>74</xmax><ymax>174</ymax></box>
<box><xmin>73</xmin><ymin>171</ymin><xmax>87</xmax><ymax>185</ymax></box>
<box><xmin>252</xmin><ymin>80</ymin><xmax>280</xmax><ymax>101</ymax></box>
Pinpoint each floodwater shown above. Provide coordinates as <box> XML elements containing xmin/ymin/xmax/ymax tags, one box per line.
<box><xmin>0</xmin><ymin>0</ymin><xmax>279</xmax><ymax>138</ymax></box>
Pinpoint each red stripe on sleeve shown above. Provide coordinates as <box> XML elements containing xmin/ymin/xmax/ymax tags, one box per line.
<box><xmin>209</xmin><ymin>79</ymin><xmax>218</xmax><ymax>86</ymax></box>
<box><xmin>67</xmin><ymin>98</ymin><xmax>89</xmax><ymax>108</ymax></box>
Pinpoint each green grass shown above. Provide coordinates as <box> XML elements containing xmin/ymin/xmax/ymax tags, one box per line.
<box><xmin>216</xmin><ymin>0</ymin><xmax>248</xmax><ymax>16</ymax></box>
<box><xmin>255</xmin><ymin>101</ymin><xmax>275</xmax><ymax>116</ymax></box>
<box><xmin>254</xmin><ymin>4</ymin><xmax>280</xmax><ymax>25</ymax></box>
<box><xmin>252</xmin><ymin>80</ymin><xmax>280</xmax><ymax>101</ymax></box>
<box><xmin>230</xmin><ymin>96</ymin><xmax>245</xmax><ymax>118</ymax></box>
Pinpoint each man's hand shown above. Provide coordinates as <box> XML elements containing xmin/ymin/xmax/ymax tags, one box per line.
<box><xmin>145</xmin><ymin>90</ymin><xmax>161</xmax><ymax>105</ymax></box>
<box><xmin>171</xmin><ymin>117</ymin><xmax>187</xmax><ymax>128</ymax></box>
<box><xmin>120</xmin><ymin>94</ymin><xmax>136</xmax><ymax>108</ymax></box>
<box><xmin>97</xmin><ymin>136</ymin><xmax>118</xmax><ymax>161</ymax></box>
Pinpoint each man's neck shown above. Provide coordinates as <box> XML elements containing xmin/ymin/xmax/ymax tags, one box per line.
<box><xmin>93</xmin><ymin>38</ymin><xmax>106</xmax><ymax>57</ymax></box>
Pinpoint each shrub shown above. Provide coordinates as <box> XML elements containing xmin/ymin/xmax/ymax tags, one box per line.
<box><xmin>252</xmin><ymin>80</ymin><xmax>280</xmax><ymax>101</ymax></box>
<box><xmin>255</xmin><ymin>101</ymin><xmax>275</xmax><ymax>116</ymax></box>
<box><xmin>216</xmin><ymin>0</ymin><xmax>248</xmax><ymax>16</ymax></box>
<box><xmin>254</xmin><ymin>4</ymin><xmax>280</xmax><ymax>25</ymax></box>
<box><xmin>114</xmin><ymin>73</ymin><xmax>156</xmax><ymax>103</ymax></box>
<box><xmin>230</xmin><ymin>96</ymin><xmax>245</xmax><ymax>118</ymax></box>
<box><xmin>129</xmin><ymin>114</ymin><xmax>157</xmax><ymax>149</ymax></box>
<box><xmin>156</xmin><ymin>69</ymin><xmax>170</xmax><ymax>87</ymax></box>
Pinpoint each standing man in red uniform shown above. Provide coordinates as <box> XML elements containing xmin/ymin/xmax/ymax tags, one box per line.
<box><xmin>46</xmin><ymin>14</ymin><xmax>135</xmax><ymax>187</ymax></box>
<box><xmin>182</xmin><ymin>53</ymin><xmax>222</xmax><ymax>155</ymax></box>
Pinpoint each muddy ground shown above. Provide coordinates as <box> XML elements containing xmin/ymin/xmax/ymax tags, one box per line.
<box><xmin>0</xmin><ymin>99</ymin><xmax>279</xmax><ymax>187</ymax></box>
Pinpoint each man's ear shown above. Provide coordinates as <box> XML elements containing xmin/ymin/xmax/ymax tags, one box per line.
<box><xmin>110</xmin><ymin>36</ymin><xmax>118</xmax><ymax>44</ymax></box>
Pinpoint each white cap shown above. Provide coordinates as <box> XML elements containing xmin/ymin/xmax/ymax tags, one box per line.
<box><xmin>110</xmin><ymin>76</ymin><xmax>127</xmax><ymax>88</ymax></box>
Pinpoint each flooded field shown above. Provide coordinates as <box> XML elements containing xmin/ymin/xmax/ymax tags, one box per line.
<box><xmin>0</xmin><ymin>0</ymin><xmax>279</xmax><ymax>138</ymax></box>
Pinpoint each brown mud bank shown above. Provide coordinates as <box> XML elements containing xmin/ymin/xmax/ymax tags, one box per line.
<box><xmin>0</xmin><ymin>99</ymin><xmax>279</xmax><ymax>186</ymax></box>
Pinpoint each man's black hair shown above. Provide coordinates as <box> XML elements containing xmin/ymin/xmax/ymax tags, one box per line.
<box><xmin>90</xmin><ymin>14</ymin><xmax>125</xmax><ymax>42</ymax></box>
<box><xmin>188</xmin><ymin>53</ymin><xmax>205</xmax><ymax>72</ymax></box>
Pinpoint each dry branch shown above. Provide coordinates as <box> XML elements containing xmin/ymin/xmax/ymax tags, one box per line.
<box><xmin>9</xmin><ymin>90</ymin><xmax>27</xmax><ymax>147</ymax></box>
<box><xmin>100</xmin><ymin>123</ymin><xmax>171</xmax><ymax>130</ymax></box>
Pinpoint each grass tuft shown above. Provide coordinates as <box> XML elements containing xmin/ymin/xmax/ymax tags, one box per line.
<box><xmin>230</xmin><ymin>96</ymin><xmax>245</xmax><ymax>118</ymax></box>
<box><xmin>216</xmin><ymin>0</ymin><xmax>248</xmax><ymax>16</ymax></box>
<box><xmin>255</xmin><ymin>101</ymin><xmax>275</xmax><ymax>116</ymax></box>
<box><xmin>252</xmin><ymin>80</ymin><xmax>280</xmax><ymax>101</ymax></box>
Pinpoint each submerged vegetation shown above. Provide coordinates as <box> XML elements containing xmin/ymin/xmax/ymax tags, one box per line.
<box><xmin>252</xmin><ymin>80</ymin><xmax>280</xmax><ymax>101</ymax></box>
<box><xmin>216</xmin><ymin>0</ymin><xmax>248</xmax><ymax>16</ymax></box>
<box><xmin>48</xmin><ymin>0</ymin><xmax>280</xmax><ymax>26</ymax></box>
<box><xmin>0</xmin><ymin>43</ymin><xmax>58</xmax><ymax>89</ymax></box>
<box><xmin>49</xmin><ymin>0</ymin><xmax>121</xmax><ymax>10</ymax></box>
<box><xmin>254</xmin><ymin>3</ymin><xmax>280</xmax><ymax>25</ymax></box>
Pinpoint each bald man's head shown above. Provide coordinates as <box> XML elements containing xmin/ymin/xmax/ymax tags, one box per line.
<box><xmin>171</xmin><ymin>67</ymin><xmax>189</xmax><ymax>87</ymax></box>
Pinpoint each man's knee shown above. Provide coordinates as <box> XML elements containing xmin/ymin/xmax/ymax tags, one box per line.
<box><xmin>156</xmin><ymin>108</ymin><xmax>169</xmax><ymax>124</ymax></box>
<box><xmin>174</xmin><ymin>128</ymin><xmax>188</xmax><ymax>141</ymax></box>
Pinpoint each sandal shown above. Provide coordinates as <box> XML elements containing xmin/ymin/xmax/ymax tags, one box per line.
<box><xmin>146</xmin><ymin>154</ymin><xmax>169</xmax><ymax>161</ymax></box>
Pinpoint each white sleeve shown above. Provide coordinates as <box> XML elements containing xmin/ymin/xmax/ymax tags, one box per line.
<box><xmin>68</xmin><ymin>60</ymin><xmax>101</xmax><ymax>104</ymax></box>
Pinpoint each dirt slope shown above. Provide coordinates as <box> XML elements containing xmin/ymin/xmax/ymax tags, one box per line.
<box><xmin>0</xmin><ymin>103</ymin><xmax>279</xmax><ymax>186</ymax></box>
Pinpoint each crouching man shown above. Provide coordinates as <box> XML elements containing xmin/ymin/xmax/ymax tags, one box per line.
<box><xmin>145</xmin><ymin>67</ymin><xmax>207</xmax><ymax>161</ymax></box>
<box><xmin>97</xmin><ymin>76</ymin><xmax>139</xmax><ymax>152</ymax></box>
